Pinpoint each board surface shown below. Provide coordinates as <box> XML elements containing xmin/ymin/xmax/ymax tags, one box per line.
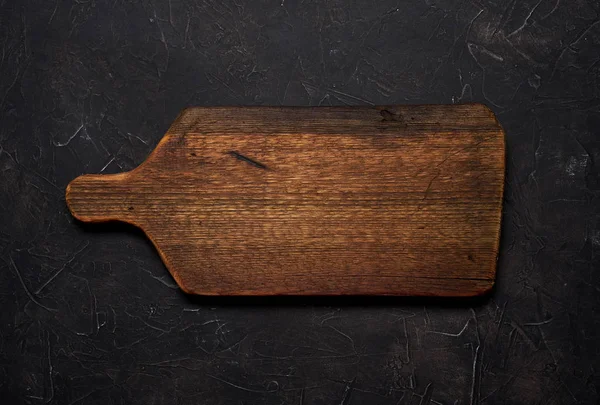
<box><xmin>66</xmin><ymin>105</ymin><xmax>505</xmax><ymax>296</ymax></box>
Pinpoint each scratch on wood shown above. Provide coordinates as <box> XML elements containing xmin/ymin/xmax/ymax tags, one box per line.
<box><xmin>380</xmin><ymin>109</ymin><xmax>399</xmax><ymax>122</ymax></box>
<box><xmin>228</xmin><ymin>150</ymin><xmax>268</xmax><ymax>170</ymax></box>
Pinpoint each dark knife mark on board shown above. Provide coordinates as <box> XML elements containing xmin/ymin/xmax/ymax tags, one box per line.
<box><xmin>228</xmin><ymin>151</ymin><xmax>268</xmax><ymax>170</ymax></box>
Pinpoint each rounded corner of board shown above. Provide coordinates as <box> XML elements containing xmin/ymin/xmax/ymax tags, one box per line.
<box><xmin>474</xmin><ymin>278</ymin><xmax>496</xmax><ymax>297</ymax></box>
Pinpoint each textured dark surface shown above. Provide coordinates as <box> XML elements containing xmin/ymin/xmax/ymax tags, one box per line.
<box><xmin>0</xmin><ymin>0</ymin><xmax>599</xmax><ymax>403</ymax></box>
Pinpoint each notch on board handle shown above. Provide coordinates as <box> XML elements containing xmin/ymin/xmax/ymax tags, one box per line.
<box><xmin>66</xmin><ymin>172</ymin><xmax>139</xmax><ymax>225</ymax></box>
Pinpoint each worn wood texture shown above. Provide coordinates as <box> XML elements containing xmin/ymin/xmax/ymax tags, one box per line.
<box><xmin>66</xmin><ymin>105</ymin><xmax>505</xmax><ymax>296</ymax></box>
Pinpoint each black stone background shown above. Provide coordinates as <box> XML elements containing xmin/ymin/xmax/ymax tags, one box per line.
<box><xmin>1</xmin><ymin>0</ymin><xmax>599</xmax><ymax>403</ymax></box>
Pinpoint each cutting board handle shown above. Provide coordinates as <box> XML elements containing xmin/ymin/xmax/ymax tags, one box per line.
<box><xmin>66</xmin><ymin>173</ymin><xmax>137</xmax><ymax>224</ymax></box>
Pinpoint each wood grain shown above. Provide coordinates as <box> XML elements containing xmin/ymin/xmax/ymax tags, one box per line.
<box><xmin>66</xmin><ymin>105</ymin><xmax>505</xmax><ymax>296</ymax></box>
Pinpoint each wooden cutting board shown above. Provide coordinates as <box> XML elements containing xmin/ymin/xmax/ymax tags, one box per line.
<box><xmin>66</xmin><ymin>105</ymin><xmax>505</xmax><ymax>296</ymax></box>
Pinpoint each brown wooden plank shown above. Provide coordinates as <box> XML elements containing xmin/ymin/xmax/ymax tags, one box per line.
<box><xmin>66</xmin><ymin>104</ymin><xmax>505</xmax><ymax>296</ymax></box>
